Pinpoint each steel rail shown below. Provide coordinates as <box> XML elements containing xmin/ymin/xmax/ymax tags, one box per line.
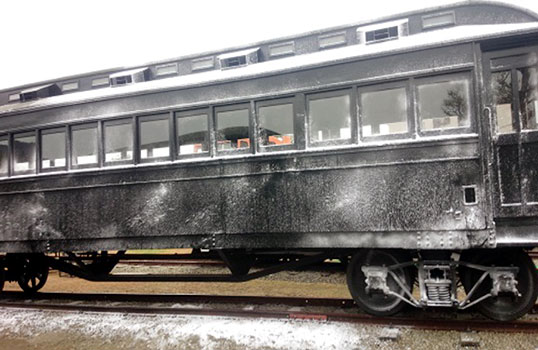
<box><xmin>0</xmin><ymin>291</ymin><xmax>537</xmax><ymax>334</ymax></box>
<box><xmin>0</xmin><ymin>291</ymin><xmax>355</xmax><ymax>308</ymax></box>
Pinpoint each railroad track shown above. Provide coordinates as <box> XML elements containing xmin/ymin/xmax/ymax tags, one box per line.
<box><xmin>0</xmin><ymin>291</ymin><xmax>537</xmax><ymax>334</ymax></box>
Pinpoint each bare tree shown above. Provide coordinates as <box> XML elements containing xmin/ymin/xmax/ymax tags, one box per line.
<box><xmin>442</xmin><ymin>86</ymin><xmax>467</xmax><ymax>119</ymax></box>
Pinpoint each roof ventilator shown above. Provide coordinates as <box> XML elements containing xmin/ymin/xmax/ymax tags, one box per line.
<box><xmin>109</xmin><ymin>67</ymin><xmax>150</xmax><ymax>87</ymax></box>
<box><xmin>218</xmin><ymin>48</ymin><xmax>260</xmax><ymax>70</ymax></box>
<box><xmin>357</xmin><ymin>19</ymin><xmax>409</xmax><ymax>45</ymax></box>
<box><xmin>19</xmin><ymin>84</ymin><xmax>62</xmax><ymax>102</ymax></box>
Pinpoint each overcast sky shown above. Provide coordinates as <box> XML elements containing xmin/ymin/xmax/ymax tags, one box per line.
<box><xmin>1</xmin><ymin>0</ymin><xmax>537</xmax><ymax>90</ymax></box>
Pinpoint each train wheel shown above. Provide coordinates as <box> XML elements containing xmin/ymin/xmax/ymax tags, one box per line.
<box><xmin>347</xmin><ymin>249</ymin><xmax>413</xmax><ymax>316</ymax></box>
<box><xmin>17</xmin><ymin>255</ymin><xmax>49</xmax><ymax>294</ymax></box>
<box><xmin>460</xmin><ymin>249</ymin><xmax>538</xmax><ymax>321</ymax></box>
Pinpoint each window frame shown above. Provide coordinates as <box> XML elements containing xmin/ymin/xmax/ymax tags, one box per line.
<box><xmin>306</xmin><ymin>89</ymin><xmax>356</xmax><ymax>148</ymax></box>
<box><xmin>0</xmin><ymin>135</ymin><xmax>9</xmax><ymax>177</ymax></box>
<box><xmin>70</xmin><ymin>122</ymin><xmax>100</xmax><ymax>170</ymax></box>
<box><xmin>268</xmin><ymin>41</ymin><xmax>295</xmax><ymax>58</ymax></box>
<box><xmin>103</xmin><ymin>118</ymin><xmax>135</xmax><ymax>166</ymax></box>
<box><xmin>62</xmin><ymin>81</ymin><xmax>79</xmax><ymax>93</ymax></box>
<box><xmin>137</xmin><ymin>113</ymin><xmax>172</xmax><ymax>164</ymax></box>
<box><xmin>421</xmin><ymin>11</ymin><xmax>456</xmax><ymax>30</ymax></box>
<box><xmin>39</xmin><ymin>127</ymin><xmax>67</xmax><ymax>173</ymax></box>
<box><xmin>191</xmin><ymin>57</ymin><xmax>215</xmax><ymax>72</ymax></box>
<box><xmin>318</xmin><ymin>32</ymin><xmax>347</xmax><ymax>50</ymax></box>
<box><xmin>358</xmin><ymin>80</ymin><xmax>413</xmax><ymax>142</ymax></box>
<box><xmin>8</xmin><ymin>93</ymin><xmax>20</xmax><ymax>103</ymax></box>
<box><xmin>214</xmin><ymin>103</ymin><xmax>252</xmax><ymax>155</ymax></box>
<box><xmin>256</xmin><ymin>97</ymin><xmax>296</xmax><ymax>153</ymax></box>
<box><xmin>91</xmin><ymin>77</ymin><xmax>110</xmax><ymax>89</ymax></box>
<box><xmin>12</xmin><ymin>130</ymin><xmax>37</xmax><ymax>176</ymax></box>
<box><xmin>155</xmin><ymin>63</ymin><xmax>178</xmax><ymax>77</ymax></box>
<box><xmin>175</xmin><ymin>108</ymin><xmax>210</xmax><ymax>160</ymax></box>
<box><xmin>414</xmin><ymin>71</ymin><xmax>474</xmax><ymax>137</ymax></box>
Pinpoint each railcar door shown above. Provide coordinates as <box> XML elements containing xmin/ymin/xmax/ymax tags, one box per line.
<box><xmin>483</xmin><ymin>47</ymin><xmax>538</xmax><ymax>218</ymax></box>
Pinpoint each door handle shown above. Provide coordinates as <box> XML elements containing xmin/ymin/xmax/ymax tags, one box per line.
<box><xmin>483</xmin><ymin>106</ymin><xmax>496</xmax><ymax>141</ymax></box>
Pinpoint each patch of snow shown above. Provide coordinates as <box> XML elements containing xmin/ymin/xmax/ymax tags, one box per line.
<box><xmin>0</xmin><ymin>308</ymin><xmax>371</xmax><ymax>350</ymax></box>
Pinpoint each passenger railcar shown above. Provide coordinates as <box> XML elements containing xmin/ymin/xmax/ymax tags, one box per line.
<box><xmin>0</xmin><ymin>1</ymin><xmax>537</xmax><ymax>321</ymax></box>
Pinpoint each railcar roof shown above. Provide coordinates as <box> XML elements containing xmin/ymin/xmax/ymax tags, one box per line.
<box><xmin>0</xmin><ymin>22</ymin><xmax>537</xmax><ymax>117</ymax></box>
<box><xmin>1</xmin><ymin>1</ymin><xmax>537</xmax><ymax>98</ymax></box>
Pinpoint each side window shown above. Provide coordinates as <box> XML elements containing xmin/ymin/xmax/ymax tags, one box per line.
<box><xmin>13</xmin><ymin>132</ymin><xmax>36</xmax><ymax>174</ymax></box>
<box><xmin>307</xmin><ymin>91</ymin><xmax>351</xmax><ymax>145</ymax></box>
<box><xmin>215</xmin><ymin>105</ymin><xmax>250</xmax><ymax>152</ymax></box>
<box><xmin>491</xmin><ymin>71</ymin><xmax>513</xmax><ymax>133</ymax></box>
<box><xmin>41</xmin><ymin>128</ymin><xmax>66</xmax><ymax>171</ymax></box>
<box><xmin>176</xmin><ymin>111</ymin><xmax>209</xmax><ymax>155</ymax></box>
<box><xmin>0</xmin><ymin>136</ymin><xmax>8</xmax><ymax>177</ymax></box>
<box><xmin>72</xmin><ymin>123</ymin><xmax>98</xmax><ymax>167</ymax></box>
<box><xmin>491</xmin><ymin>68</ymin><xmax>538</xmax><ymax>134</ymax></box>
<box><xmin>104</xmin><ymin>119</ymin><xmax>133</xmax><ymax>164</ymax></box>
<box><xmin>417</xmin><ymin>74</ymin><xmax>471</xmax><ymax>131</ymax></box>
<box><xmin>359</xmin><ymin>85</ymin><xmax>408</xmax><ymax>137</ymax></box>
<box><xmin>517</xmin><ymin>67</ymin><xmax>538</xmax><ymax>131</ymax></box>
<box><xmin>139</xmin><ymin>114</ymin><xmax>170</xmax><ymax>161</ymax></box>
<box><xmin>257</xmin><ymin>99</ymin><xmax>294</xmax><ymax>149</ymax></box>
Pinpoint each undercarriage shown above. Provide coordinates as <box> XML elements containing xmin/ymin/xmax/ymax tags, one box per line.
<box><xmin>347</xmin><ymin>248</ymin><xmax>538</xmax><ymax>321</ymax></box>
<box><xmin>0</xmin><ymin>248</ymin><xmax>536</xmax><ymax>321</ymax></box>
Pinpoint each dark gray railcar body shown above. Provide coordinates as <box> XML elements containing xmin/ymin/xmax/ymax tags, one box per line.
<box><xmin>0</xmin><ymin>1</ymin><xmax>537</xmax><ymax>255</ymax></box>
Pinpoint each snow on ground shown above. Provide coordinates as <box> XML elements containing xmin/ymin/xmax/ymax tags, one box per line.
<box><xmin>0</xmin><ymin>307</ymin><xmax>370</xmax><ymax>350</ymax></box>
<box><xmin>1</xmin><ymin>307</ymin><xmax>537</xmax><ymax>350</ymax></box>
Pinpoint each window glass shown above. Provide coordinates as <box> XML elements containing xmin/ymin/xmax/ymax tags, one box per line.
<box><xmin>518</xmin><ymin>67</ymin><xmax>538</xmax><ymax>130</ymax></box>
<box><xmin>0</xmin><ymin>138</ymin><xmax>8</xmax><ymax>176</ymax></box>
<box><xmin>418</xmin><ymin>78</ymin><xmax>470</xmax><ymax>130</ymax></box>
<box><xmin>258</xmin><ymin>103</ymin><xmax>294</xmax><ymax>147</ymax></box>
<box><xmin>361</xmin><ymin>87</ymin><xmax>408</xmax><ymax>136</ymax></box>
<box><xmin>422</xmin><ymin>12</ymin><xmax>455</xmax><ymax>29</ymax></box>
<box><xmin>177</xmin><ymin>114</ymin><xmax>209</xmax><ymax>155</ymax></box>
<box><xmin>216</xmin><ymin>108</ymin><xmax>250</xmax><ymax>151</ymax></box>
<box><xmin>72</xmin><ymin>124</ymin><xmax>98</xmax><ymax>166</ymax></box>
<box><xmin>491</xmin><ymin>71</ymin><xmax>513</xmax><ymax>133</ymax></box>
<box><xmin>309</xmin><ymin>94</ymin><xmax>351</xmax><ymax>143</ymax></box>
<box><xmin>41</xmin><ymin>130</ymin><xmax>66</xmax><ymax>170</ymax></box>
<box><xmin>140</xmin><ymin>117</ymin><xmax>170</xmax><ymax>160</ymax></box>
<box><xmin>366</xmin><ymin>26</ymin><xmax>398</xmax><ymax>42</ymax></box>
<box><xmin>13</xmin><ymin>133</ymin><xmax>36</xmax><ymax>173</ymax></box>
<box><xmin>105</xmin><ymin>121</ymin><xmax>133</xmax><ymax>163</ymax></box>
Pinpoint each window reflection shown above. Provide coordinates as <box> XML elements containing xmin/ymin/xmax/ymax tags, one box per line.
<box><xmin>177</xmin><ymin>114</ymin><xmax>209</xmax><ymax>155</ymax></box>
<box><xmin>418</xmin><ymin>79</ymin><xmax>470</xmax><ymax>130</ymax></box>
<box><xmin>216</xmin><ymin>108</ymin><xmax>250</xmax><ymax>151</ymax></box>
<box><xmin>0</xmin><ymin>138</ymin><xmax>8</xmax><ymax>176</ymax></box>
<box><xmin>309</xmin><ymin>94</ymin><xmax>351</xmax><ymax>143</ymax></box>
<box><xmin>361</xmin><ymin>87</ymin><xmax>408</xmax><ymax>136</ymax></box>
<box><xmin>41</xmin><ymin>130</ymin><xmax>66</xmax><ymax>170</ymax></box>
<box><xmin>72</xmin><ymin>124</ymin><xmax>98</xmax><ymax>166</ymax></box>
<box><xmin>140</xmin><ymin>117</ymin><xmax>170</xmax><ymax>160</ymax></box>
<box><xmin>518</xmin><ymin>67</ymin><xmax>538</xmax><ymax>131</ymax></box>
<box><xmin>104</xmin><ymin>121</ymin><xmax>133</xmax><ymax>163</ymax></box>
<box><xmin>258</xmin><ymin>103</ymin><xmax>294</xmax><ymax>147</ymax></box>
<box><xmin>492</xmin><ymin>71</ymin><xmax>514</xmax><ymax>134</ymax></box>
<box><xmin>13</xmin><ymin>134</ymin><xmax>36</xmax><ymax>173</ymax></box>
